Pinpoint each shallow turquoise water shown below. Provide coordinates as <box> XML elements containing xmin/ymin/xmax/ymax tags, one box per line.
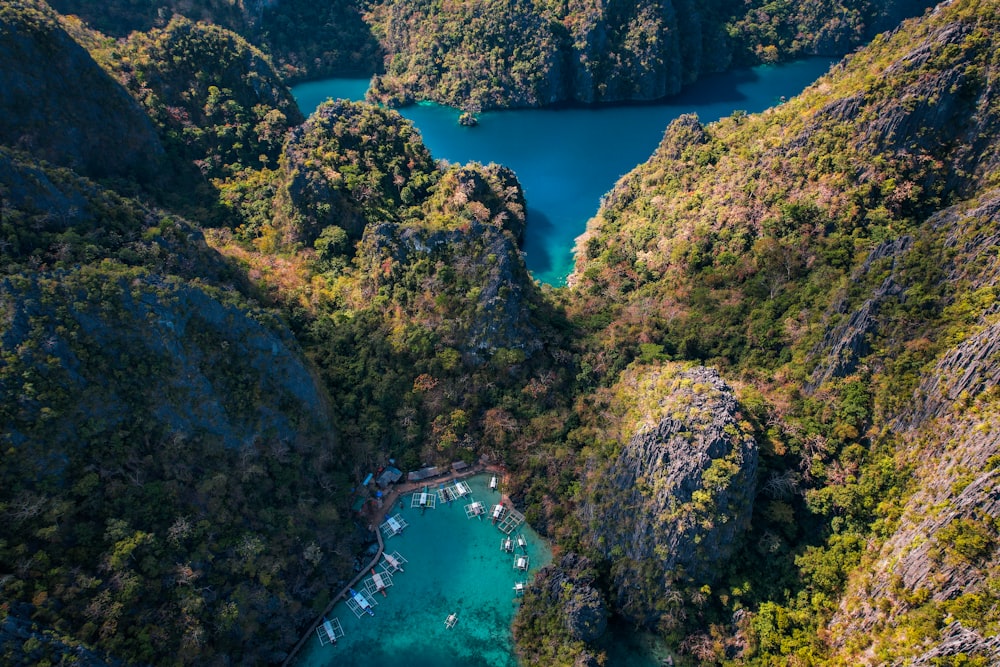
<box><xmin>295</xmin><ymin>474</ymin><xmax>551</xmax><ymax>667</ymax></box>
<box><xmin>292</xmin><ymin>58</ymin><xmax>835</xmax><ymax>286</ymax></box>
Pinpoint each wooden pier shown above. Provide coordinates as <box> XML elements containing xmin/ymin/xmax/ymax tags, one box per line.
<box><xmin>282</xmin><ymin>462</ymin><xmax>506</xmax><ymax>667</ymax></box>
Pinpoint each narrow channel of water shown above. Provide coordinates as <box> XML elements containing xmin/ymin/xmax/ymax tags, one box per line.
<box><xmin>293</xmin><ymin>58</ymin><xmax>835</xmax><ymax>286</ymax></box>
<box><xmin>295</xmin><ymin>474</ymin><xmax>551</xmax><ymax>667</ymax></box>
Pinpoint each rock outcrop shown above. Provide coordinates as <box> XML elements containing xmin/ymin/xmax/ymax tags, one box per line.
<box><xmin>512</xmin><ymin>553</ymin><xmax>608</xmax><ymax>666</ymax></box>
<box><xmin>824</xmin><ymin>188</ymin><xmax>1000</xmax><ymax>659</ymax></box>
<box><xmin>582</xmin><ymin>363</ymin><xmax>757</xmax><ymax>625</ymax></box>
<box><xmin>276</xmin><ymin>99</ymin><xmax>438</xmax><ymax>245</ymax></box>
<box><xmin>806</xmin><ymin>234</ymin><xmax>912</xmax><ymax>391</ymax></box>
<box><xmin>536</xmin><ymin>554</ymin><xmax>609</xmax><ymax>642</ymax></box>
<box><xmin>356</xmin><ymin>163</ymin><xmax>540</xmax><ymax>361</ymax></box>
<box><xmin>909</xmin><ymin>622</ymin><xmax>1000</xmax><ymax>666</ymax></box>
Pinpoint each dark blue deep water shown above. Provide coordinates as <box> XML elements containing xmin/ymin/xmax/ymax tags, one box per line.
<box><xmin>293</xmin><ymin>58</ymin><xmax>834</xmax><ymax>286</ymax></box>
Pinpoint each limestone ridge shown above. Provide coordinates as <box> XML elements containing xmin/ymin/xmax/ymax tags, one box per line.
<box><xmin>805</xmin><ymin>234</ymin><xmax>912</xmax><ymax>392</ymax></box>
<box><xmin>826</xmin><ymin>188</ymin><xmax>1000</xmax><ymax>654</ymax></box>
<box><xmin>365</xmin><ymin>0</ymin><xmax>935</xmax><ymax>110</ymax></box>
<box><xmin>584</xmin><ymin>364</ymin><xmax>757</xmax><ymax>624</ymax></box>
<box><xmin>909</xmin><ymin>622</ymin><xmax>1000</xmax><ymax>666</ymax></box>
<box><xmin>513</xmin><ymin>553</ymin><xmax>608</xmax><ymax>666</ymax></box>
<box><xmin>276</xmin><ymin>99</ymin><xmax>437</xmax><ymax>245</ymax></box>
<box><xmin>357</xmin><ymin>164</ymin><xmax>540</xmax><ymax>361</ymax></box>
<box><xmin>0</xmin><ymin>2</ymin><xmax>164</xmax><ymax>182</ymax></box>
<box><xmin>1</xmin><ymin>274</ymin><xmax>332</xmax><ymax>453</ymax></box>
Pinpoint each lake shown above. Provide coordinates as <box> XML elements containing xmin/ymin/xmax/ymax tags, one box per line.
<box><xmin>293</xmin><ymin>58</ymin><xmax>835</xmax><ymax>286</ymax></box>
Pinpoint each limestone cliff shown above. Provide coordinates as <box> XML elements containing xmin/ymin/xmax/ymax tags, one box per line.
<box><xmin>512</xmin><ymin>553</ymin><xmax>609</xmax><ymax>667</ymax></box>
<box><xmin>581</xmin><ymin>363</ymin><xmax>757</xmax><ymax>625</ymax></box>
<box><xmin>365</xmin><ymin>0</ymin><xmax>933</xmax><ymax>110</ymax></box>
<box><xmin>0</xmin><ymin>148</ymin><xmax>358</xmax><ymax>665</ymax></box>
<box><xmin>353</xmin><ymin>163</ymin><xmax>540</xmax><ymax>361</ymax></box>
<box><xmin>821</xmin><ymin>189</ymin><xmax>1000</xmax><ymax>663</ymax></box>
<box><xmin>275</xmin><ymin>99</ymin><xmax>438</xmax><ymax>245</ymax></box>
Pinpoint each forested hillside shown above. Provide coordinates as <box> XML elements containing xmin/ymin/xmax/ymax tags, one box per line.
<box><xmin>509</xmin><ymin>0</ymin><xmax>1000</xmax><ymax>663</ymax></box>
<box><xmin>3</xmin><ymin>0</ymin><xmax>1000</xmax><ymax>665</ymax></box>
<box><xmin>365</xmin><ymin>0</ymin><xmax>935</xmax><ymax>109</ymax></box>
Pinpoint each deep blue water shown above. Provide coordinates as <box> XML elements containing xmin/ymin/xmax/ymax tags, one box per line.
<box><xmin>293</xmin><ymin>58</ymin><xmax>834</xmax><ymax>286</ymax></box>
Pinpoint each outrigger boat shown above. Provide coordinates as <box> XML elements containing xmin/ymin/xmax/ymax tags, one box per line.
<box><xmin>383</xmin><ymin>551</ymin><xmax>405</xmax><ymax>572</ymax></box>
<box><xmin>317</xmin><ymin>616</ymin><xmax>344</xmax><ymax>645</ymax></box>
<box><xmin>516</xmin><ymin>533</ymin><xmax>527</xmax><ymax>551</ymax></box>
<box><xmin>490</xmin><ymin>474</ymin><xmax>498</xmax><ymax>491</ymax></box>
<box><xmin>370</xmin><ymin>569</ymin><xmax>388</xmax><ymax>597</ymax></box>
<box><xmin>502</xmin><ymin>536</ymin><xmax>514</xmax><ymax>553</ymax></box>
<box><xmin>350</xmin><ymin>588</ymin><xmax>374</xmax><ymax>616</ymax></box>
<box><xmin>445</xmin><ymin>613</ymin><xmax>458</xmax><ymax>629</ymax></box>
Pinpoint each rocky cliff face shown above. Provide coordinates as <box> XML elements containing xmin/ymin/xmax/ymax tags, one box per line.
<box><xmin>365</xmin><ymin>0</ymin><xmax>933</xmax><ymax>110</ymax></box>
<box><xmin>0</xmin><ymin>2</ymin><xmax>164</xmax><ymax>183</ymax></box>
<box><xmin>823</xmin><ymin>189</ymin><xmax>1000</xmax><ymax>662</ymax></box>
<box><xmin>0</xmin><ymin>146</ymin><xmax>357</xmax><ymax>665</ymax></box>
<box><xmin>512</xmin><ymin>553</ymin><xmax>608</xmax><ymax>666</ymax></box>
<box><xmin>276</xmin><ymin>99</ymin><xmax>438</xmax><ymax>245</ymax></box>
<box><xmin>105</xmin><ymin>15</ymin><xmax>303</xmax><ymax>191</ymax></box>
<box><xmin>355</xmin><ymin>163</ymin><xmax>540</xmax><ymax>361</ymax></box>
<box><xmin>582</xmin><ymin>363</ymin><xmax>757</xmax><ymax>625</ymax></box>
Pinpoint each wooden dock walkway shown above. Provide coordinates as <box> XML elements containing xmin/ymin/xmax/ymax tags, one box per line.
<box><xmin>281</xmin><ymin>461</ymin><xmax>505</xmax><ymax>666</ymax></box>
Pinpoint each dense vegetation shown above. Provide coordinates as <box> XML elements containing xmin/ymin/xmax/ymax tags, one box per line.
<box><xmin>48</xmin><ymin>0</ymin><xmax>382</xmax><ymax>80</ymax></box>
<box><xmin>365</xmin><ymin>0</ymin><xmax>934</xmax><ymax>109</ymax></box>
<box><xmin>3</xmin><ymin>0</ymin><xmax>1000</xmax><ymax>665</ymax></box>
<box><xmin>508</xmin><ymin>0</ymin><xmax>1000</xmax><ymax>663</ymax></box>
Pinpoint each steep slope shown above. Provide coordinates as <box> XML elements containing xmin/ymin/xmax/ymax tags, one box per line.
<box><xmin>272</xmin><ymin>99</ymin><xmax>438</xmax><ymax>246</ymax></box>
<box><xmin>0</xmin><ymin>1</ymin><xmax>164</xmax><ymax>182</ymax></box>
<box><xmin>365</xmin><ymin>0</ymin><xmax>933</xmax><ymax>109</ymax></box>
<box><xmin>570</xmin><ymin>0</ymin><xmax>1000</xmax><ymax>372</ymax></box>
<box><xmin>111</xmin><ymin>16</ymin><xmax>304</xmax><ymax>180</ymax></box>
<box><xmin>48</xmin><ymin>0</ymin><xmax>382</xmax><ymax>81</ymax></box>
<box><xmin>581</xmin><ymin>364</ymin><xmax>758</xmax><ymax>625</ymax></box>
<box><xmin>519</xmin><ymin>0</ymin><xmax>1000</xmax><ymax>663</ymax></box>
<box><xmin>819</xmin><ymin>189</ymin><xmax>1000</xmax><ymax>664</ymax></box>
<box><xmin>0</xmin><ymin>154</ymin><xmax>358</xmax><ymax>664</ymax></box>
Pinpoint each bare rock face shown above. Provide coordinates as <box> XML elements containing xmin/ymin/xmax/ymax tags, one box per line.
<box><xmin>909</xmin><ymin>622</ymin><xmax>1000</xmax><ymax>666</ymax></box>
<box><xmin>828</xmin><ymin>190</ymin><xmax>1000</xmax><ymax>655</ymax></box>
<box><xmin>536</xmin><ymin>554</ymin><xmax>609</xmax><ymax>643</ymax></box>
<box><xmin>806</xmin><ymin>234</ymin><xmax>912</xmax><ymax>392</ymax></box>
<box><xmin>582</xmin><ymin>364</ymin><xmax>757</xmax><ymax>625</ymax></box>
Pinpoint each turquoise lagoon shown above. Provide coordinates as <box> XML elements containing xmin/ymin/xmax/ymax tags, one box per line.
<box><xmin>293</xmin><ymin>58</ymin><xmax>836</xmax><ymax>286</ymax></box>
<box><xmin>295</xmin><ymin>474</ymin><xmax>551</xmax><ymax>667</ymax></box>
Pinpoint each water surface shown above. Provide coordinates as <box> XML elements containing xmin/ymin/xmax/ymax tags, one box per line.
<box><xmin>296</xmin><ymin>474</ymin><xmax>551</xmax><ymax>667</ymax></box>
<box><xmin>293</xmin><ymin>58</ymin><xmax>835</xmax><ymax>285</ymax></box>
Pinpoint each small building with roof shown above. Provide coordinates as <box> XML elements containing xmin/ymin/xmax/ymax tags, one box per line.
<box><xmin>377</xmin><ymin>466</ymin><xmax>402</xmax><ymax>487</ymax></box>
